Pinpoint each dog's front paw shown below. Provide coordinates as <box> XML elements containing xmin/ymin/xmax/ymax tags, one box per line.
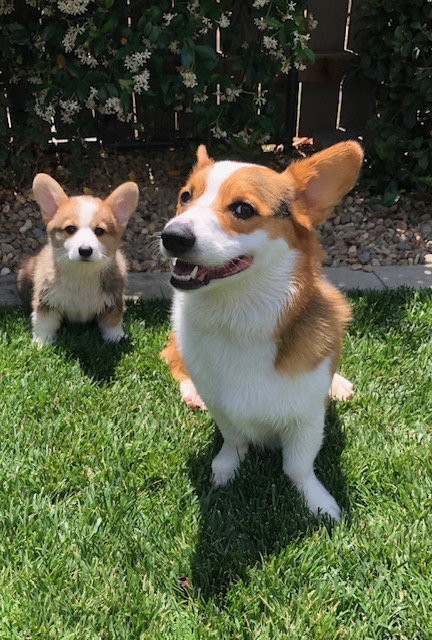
<box><xmin>180</xmin><ymin>379</ymin><xmax>207</xmax><ymax>410</ymax></box>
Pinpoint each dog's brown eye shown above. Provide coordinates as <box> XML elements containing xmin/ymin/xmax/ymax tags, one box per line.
<box><xmin>230</xmin><ymin>201</ymin><xmax>256</xmax><ymax>220</ymax></box>
<box><xmin>95</xmin><ymin>227</ymin><xmax>105</xmax><ymax>237</ymax></box>
<box><xmin>64</xmin><ymin>225</ymin><xmax>77</xmax><ymax>235</ymax></box>
<box><xmin>180</xmin><ymin>190</ymin><xmax>192</xmax><ymax>205</ymax></box>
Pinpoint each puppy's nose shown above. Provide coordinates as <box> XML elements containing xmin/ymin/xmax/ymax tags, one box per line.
<box><xmin>161</xmin><ymin>223</ymin><xmax>196</xmax><ymax>255</ymax></box>
<box><xmin>79</xmin><ymin>246</ymin><xmax>93</xmax><ymax>258</ymax></box>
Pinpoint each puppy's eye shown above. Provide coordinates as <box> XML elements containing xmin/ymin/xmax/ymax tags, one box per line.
<box><xmin>95</xmin><ymin>227</ymin><xmax>105</xmax><ymax>237</ymax></box>
<box><xmin>180</xmin><ymin>190</ymin><xmax>192</xmax><ymax>205</ymax></box>
<box><xmin>230</xmin><ymin>201</ymin><xmax>256</xmax><ymax>220</ymax></box>
<box><xmin>64</xmin><ymin>225</ymin><xmax>77</xmax><ymax>235</ymax></box>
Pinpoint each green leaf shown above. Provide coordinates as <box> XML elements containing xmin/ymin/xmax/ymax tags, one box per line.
<box><xmin>120</xmin><ymin>89</ymin><xmax>130</xmax><ymax>113</ymax></box>
<box><xmin>417</xmin><ymin>155</ymin><xmax>428</xmax><ymax>170</ymax></box>
<box><xmin>181</xmin><ymin>39</ymin><xmax>195</xmax><ymax>68</ymax></box>
<box><xmin>403</xmin><ymin>108</ymin><xmax>417</xmax><ymax>129</ymax></box>
<box><xmin>303</xmin><ymin>48</ymin><xmax>315</xmax><ymax>64</ymax></box>
<box><xmin>264</xmin><ymin>16</ymin><xmax>282</xmax><ymax>29</ymax></box>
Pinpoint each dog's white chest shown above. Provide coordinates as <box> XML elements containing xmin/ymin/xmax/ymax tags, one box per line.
<box><xmin>45</xmin><ymin>271</ymin><xmax>112</xmax><ymax>322</ymax></box>
<box><xmin>174</xmin><ymin>292</ymin><xmax>332</xmax><ymax>442</ymax></box>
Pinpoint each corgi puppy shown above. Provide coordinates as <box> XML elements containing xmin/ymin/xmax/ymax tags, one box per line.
<box><xmin>160</xmin><ymin>142</ymin><xmax>363</xmax><ymax>521</ymax></box>
<box><xmin>17</xmin><ymin>174</ymin><xmax>139</xmax><ymax>346</ymax></box>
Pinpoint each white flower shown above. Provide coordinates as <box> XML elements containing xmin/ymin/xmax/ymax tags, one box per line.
<box><xmin>254</xmin><ymin>90</ymin><xmax>267</xmax><ymax>107</ymax></box>
<box><xmin>133</xmin><ymin>70</ymin><xmax>150</xmax><ymax>94</ymax></box>
<box><xmin>193</xmin><ymin>93</ymin><xmax>209</xmax><ymax>103</ymax></box>
<box><xmin>178</xmin><ymin>67</ymin><xmax>198</xmax><ymax>89</ymax></box>
<box><xmin>57</xmin><ymin>0</ymin><xmax>91</xmax><ymax>16</ymax></box>
<box><xmin>163</xmin><ymin>12</ymin><xmax>176</xmax><ymax>26</ymax></box>
<box><xmin>29</xmin><ymin>75</ymin><xmax>42</xmax><ymax>85</ymax></box>
<box><xmin>34</xmin><ymin>91</ymin><xmax>56</xmax><ymax>123</ymax></box>
<box><xmin>309</xmin><ymin>14</ymin><xmax>318</xmax><ymax>30</ymax></box>
<box><xmin>299</xmin><ymin>33</ymin><xmax>310</xmax><ymax>48</ymax></box>
<box><xmin>75</xmin><ymin>47</ymin><xmax>98</xmax><ymax>68</ymax></box>
<box><xmin>211</xmin><ymin>126</ymin><xmax>227</xmax><ymax>140</ymax></box>
<box><xmin>263</xmin><ymin>35</ymin><xmax>278</xmax><ymax>50</ymax></box>
<box><xmin>281</xmin><ymin>59</ymin><xmax>292</xmax><ymax>74</ymax></box>
<box><xmin>235</xmin><ymin>130</ymin><xmax>250</xmax><ymax>143</ymax></box>
<box><xmin>168</xmin><ymin>41</ymin><xmax>181</xmax><ymax>55</ymax></box>
<box><xmin>258</xmin><ymin>133</ymin><xmax>271</xmax><ymax>144</ymax></box>
<box><xmin>187</xmin><ymin>0</ymin><xmax>199</xmax><ymax>14</ymax></box>
<box><xmin>62</xmin><ymin>24</ymin><xmax>86</xmax><ymax>53</ymax></box>
<box><xmin>199</xmin><ymin>16</ymin><xmax>213</xmax><ymax>34</ymax></box>
<box><xmin>98</xmin><ymin>97</ymin><xmax>132</xmax><ymax>122</ymax></box>
<box><xmin>224</xmin><ymin>87</ymin><xmax>242</xmax><ymax>102</ymax></box>
<box><xmin>0</xmin><ymin>0</ymin><xmax>14</xmax><ymax>15</ymax></box>
<box><xmin>59</xmin><ymin>98</ymin><xmax>81</xmax><ymax>124</ymax></box>
<box><xmin>218</xmin><ymin>14</ymin><xmax>230</xmax><ymax>29</ymax></box>
<box><xmin>294</xmin><ymin>61</ymin><xmax>307</xmax><ymax>71</ymax></box>
<box><xmin>124</xmin><ymin>51</ymin><xmax>152</xmax><ymax>73</ymax></box>
<box><xmin>254</xmin><ymin>17</ymin><xmax>268</xmax><ymax>31</ymax></box>
<box><xmin>252</xmin><ymin>0</ymin><xmax>270</xmax><ymax>8</ymax></box>
<box><xmin>287</xmin><ymin>1</ymin><xmax>296</xmax><ymax>10</ymax></box>
<box><xmin>85</xmin><ymin>86</ymin><xmax>98</xmax><ymax>109</ymax></box>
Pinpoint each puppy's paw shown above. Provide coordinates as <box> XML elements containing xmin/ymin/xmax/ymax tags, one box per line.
<box><xmin>330</xmin><ymin>373</ymin><xmax>353</xmax><ymax>401</ymax></box>
<box><xmin>32</xmin><ymin>334</ymin><xmax>55</xmax><ymax>348</ymax></box>
<box><xmin>211</xmin><ymin>444</ymin><xmax>246</xmax><ymax>487</ymax></box>
<box><xmin>180</xmin><ymin>379</ymin><xmax>207</xmax><ymax>410</ymax></box>
<box><xmin>101</xmin><ymin>326</ymin><xmax>125</xmax><ymax>343</ymax></box>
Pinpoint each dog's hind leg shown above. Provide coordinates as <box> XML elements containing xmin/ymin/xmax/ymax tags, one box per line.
<box><xmin>330</xmin><ymin>373</ymin><xmax>353</xmax><ymax>401</ymax></box>
<box><xmin>281</xmin><ymin>408</ymin><xmax>341</xmax><ymax>521</ymax></box>
<box><xmin>161</xmin><ymin>332</ymin><xmax>207</xmax><ymax>410</ymax></box>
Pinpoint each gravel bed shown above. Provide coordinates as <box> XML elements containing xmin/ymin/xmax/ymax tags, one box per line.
<box><xmin>1</xmin><ymin>147</ymin><xmax>431</xmax><ymax>277</ymax></box>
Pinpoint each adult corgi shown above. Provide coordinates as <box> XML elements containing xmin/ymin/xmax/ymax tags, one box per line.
<box><xmin>160</xmin><ymin>142</ymin><xmax>363</xmax><ymax>520</ymax></box>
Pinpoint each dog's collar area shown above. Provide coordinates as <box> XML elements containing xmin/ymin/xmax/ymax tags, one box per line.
<box><xmin>170</xmin><ymin>256</ymin><xmax>253</xmax><ymax>290</ymax></box>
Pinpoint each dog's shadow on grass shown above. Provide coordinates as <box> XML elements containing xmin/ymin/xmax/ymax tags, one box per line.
<box><xmin>187</xmin><ymin>403</ymin><xmax>348</xmax><ymax>602</ymax></box>
<box><xmin>52</xmin><ymin>324</ymin><xmax>131</xmax><ymax>382</ymax></box>
<box><xmin>49</xmin><ymin>299</ymin><xmax>170</xmax><ymax>383</ymax></box>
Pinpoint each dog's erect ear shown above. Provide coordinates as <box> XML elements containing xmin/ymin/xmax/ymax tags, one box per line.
<box><xmin>196</xmin><ymin>144</ymin><xmax>212</xmax><ymax>169</ymax></box>
<box><xmin>32</xmin><ymin>174</ymin><xmax>69</xmax><ymax>222</ymax></box>
<box><xmin>105</xmin><ymin>182</ymin><xmax>139</xmax><ymax>227</ymax></box>
<box><xmin>285</xmin><ymin>141</ymin><xmax>364</xmax><ymax>225</ymax></box>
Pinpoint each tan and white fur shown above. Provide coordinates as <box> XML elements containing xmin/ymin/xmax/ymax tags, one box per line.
<box><xmin>160</xmin><ymin>142</ymin><xmax>363</xmax><ymax>521</ymax></box>
<box><xmin>17</xmin><ymin>174</ymin><xmax>139</xmax><ymax>346</ymax></box>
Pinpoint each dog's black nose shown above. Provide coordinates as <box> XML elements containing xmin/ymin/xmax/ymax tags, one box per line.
<box><xmin>79</xmin><ymin>246</ymin><xmax>93</xmax><ymax>258</ymax></box>
<box><xmin>161</xmin><ymin>223</ymin><xmax>196</xmax><ymax>255</ymax></box>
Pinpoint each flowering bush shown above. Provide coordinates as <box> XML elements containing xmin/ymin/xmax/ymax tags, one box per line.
<box><xmin>355</xmin><ymin>0</ymin><xmax>432</xmax><ymax>201</ymax></box>
<box><xmin>0</xmin><ymin>0</ymin><xmax>316</xmax><ymax>175</ymax></box>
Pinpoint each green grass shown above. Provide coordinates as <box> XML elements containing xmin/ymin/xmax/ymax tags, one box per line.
<box><xmin>0</xmin><ymin>289</ymin><xmax>430</xmax><ymax>639</ymax></box>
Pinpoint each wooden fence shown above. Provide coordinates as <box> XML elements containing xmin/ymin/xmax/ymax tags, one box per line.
<box><xmin>2</xmin><ymin>0</ymin><xmax>375</xmax><ymax>152</ymax></box>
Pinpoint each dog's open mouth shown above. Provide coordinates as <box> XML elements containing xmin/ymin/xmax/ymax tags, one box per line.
<box><xmin>170</xmin><ymin>255</ymin><xmax>253</xmax><ymax>290</ymax></box>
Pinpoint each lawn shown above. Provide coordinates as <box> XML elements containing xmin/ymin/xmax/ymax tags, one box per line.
<box><xmin>0</xmin><ymin>289</ymin><xmax>430</xmax><ymax>639</ymax></box>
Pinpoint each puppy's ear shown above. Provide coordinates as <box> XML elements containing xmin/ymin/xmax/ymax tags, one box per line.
<box><xmin>196</xmin><ymin>144</ymin><xmax>212</xmax><ymax>168</ymax></box>
<box><xmin>32</xmin><ymin>174</ymin><xmax>69</xmax><ymax>222</ymax></box>
<box><xmin>285</xmin><ymin>141</ymin><xmax>363</xmax><ymax>225</ymax></box>
<box><xmin>105</xmin><ymin>182</ymin><xmax>139</xmax><ymax>227</ymax></box>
